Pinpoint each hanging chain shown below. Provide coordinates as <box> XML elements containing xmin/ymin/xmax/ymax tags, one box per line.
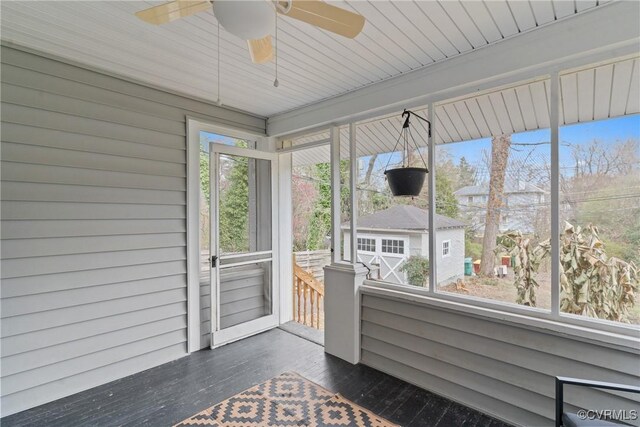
<box><xmin>383</xmin><ymin>110</ymin><xmax>431</xmax><ymax>172</ymax></box>
<box><xmin>274</xmin><ymin>10</ymin><xmax>279</xmax><ymax>87</ymax></box>
<box><xmin>216</xmin><ymin>20</ymin><xmax>221</xmax><ymax>105</ymax></box>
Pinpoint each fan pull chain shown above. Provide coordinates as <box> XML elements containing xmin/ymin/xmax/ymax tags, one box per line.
<box><xmin>273</xmin><ymin>10</ymin><xmax>279</xmax><ymax>88</ymax></box>
<box><xmin>216</xmin><ymin>20</ymin><xmax>222</xmax><ymax>106</ymax></box>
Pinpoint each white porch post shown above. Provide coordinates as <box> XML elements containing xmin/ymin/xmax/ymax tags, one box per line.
<box><xmin>427</xmin><ymin>103</ymin><xmax>436</xmax><ymax>293</ymax></box>
<box><xmin>330</xmin><ymin>127</ymin><xmax>341</xmax><ymax>264</ymax></box>
<box><xmin>278</xmin><ymin>152</ymin><xmax>294</xmax><ymax>324</ymax></box>
<box><xmin>324</xmin><ymin>124</ymin><xmax>363</xmax><ymax>364</ymax></box>
<box><xmin>349</xmin><ymin>123</ymin><xmax>358</xmax><ymax>265</ymax></box>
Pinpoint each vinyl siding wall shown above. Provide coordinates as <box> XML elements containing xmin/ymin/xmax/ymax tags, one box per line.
<box><xmin>360</xmin><ymin>292</ymin><xmax>640</xmax><ymax>426</ymax></box>
<box><xmin>435</xmin><ymin>228</ymin><xmax>465</xmax><ymax>285</ymax></box>
<box><xmin>0</xmin><ymin>44</ymin><xmax>265</xmax><ymax>416</ymax></box>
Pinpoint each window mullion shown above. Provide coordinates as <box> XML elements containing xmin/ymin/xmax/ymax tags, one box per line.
<box><xmin>428</xmin><ymin>103</ymin><xmax>436</xmax><ymax>294</ymax></box>
<box><xmin>550</xmin><ymin>71</ymin><xmax>561</xmax><ymax>319</ymax></box>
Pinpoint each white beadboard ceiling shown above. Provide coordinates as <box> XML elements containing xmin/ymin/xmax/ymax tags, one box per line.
<box><xmin>292</xmin><ymin>55</ymin><xmax>640</xmax><ymax>166</ymax></box>
<box><xmin>0</xmin><ymin>0</ymin><xmax>613</xmax><ymax>118</ymax></box>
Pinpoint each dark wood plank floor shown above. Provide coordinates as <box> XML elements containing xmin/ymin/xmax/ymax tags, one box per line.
<box><xmin>2</xmin><ymin>328</ymin><xmax>512</xmax><ymax>427</ymax></box>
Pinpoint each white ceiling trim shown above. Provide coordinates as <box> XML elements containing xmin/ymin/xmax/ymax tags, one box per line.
<box><xmin>268</xmin><ymin>1</ymin><xmax>640</xmax><ymax>137</ymax></box>
<box><xmin>291</xmin><ymin>55</ymin><xmax>640</xmax><ymax>167</ymax></box>
<box><xmin>0</xmin><ymin>0</ymin><xmax>618</xmax><ymax>120</ymax></box>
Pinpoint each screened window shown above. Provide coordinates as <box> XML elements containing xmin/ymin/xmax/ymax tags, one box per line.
<box><xmin>442</xmin><ymin>240</ymin><xmax>451</xmax><ymax>257</ymax></box>
<box><xmin>357</xmin><ymin>238</ymin><xmax>376</xmax><ymax>252</ymax></box>
<box><xmin>381</xmin><ymin>239</ymin><xmax>404</xmax><ymax>254</ymax></box>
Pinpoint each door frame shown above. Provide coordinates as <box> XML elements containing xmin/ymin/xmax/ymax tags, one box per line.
<box><xmin>209</xmin><ymin>143</ymin><xmax>279</xmax><ymax>348</ymax></box>
<box><xmin>186</xmin><ymin>118</ymin><xmax>277</xmax><ymax>353</ymax></box>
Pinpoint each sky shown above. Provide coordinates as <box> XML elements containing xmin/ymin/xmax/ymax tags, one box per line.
<box><xmin>199</xmin><ymin>131</ymin><xmax>239</xmax><ymax>152</ymax></box>
<box><xmin>198</xmin><ymin>114</ymin><xmax>639</xmax><ymax>184</ymax></box>
<box><xmin>368</xmin><ymin>114</ymin><xmax>640</xmax><ymax>180</ymax></box>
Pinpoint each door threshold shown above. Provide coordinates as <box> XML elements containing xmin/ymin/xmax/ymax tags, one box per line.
<box><xmin>278</xmin><ymin>321</ymin><xmax>324</xmax><ymax>346</ymax></box>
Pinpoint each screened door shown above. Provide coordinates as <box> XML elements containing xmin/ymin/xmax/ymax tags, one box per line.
<box><xmin>209</xmin><ymin>143</ymin><xmax>278</xmax><ymax>348</ymax></box>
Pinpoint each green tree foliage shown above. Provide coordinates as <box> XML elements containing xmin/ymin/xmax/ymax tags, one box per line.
<box><xmin>218</xmin><ymin>156</ymin><xmax>249</xmax><ymax>253</ymax></box>
<box><xmin>457</xmin><ymin>156</ymin><xmax>477</xmax><ymax>188</ymax></box>
<box><xmin>400</xmin><ymin>256</ymin><xmax>430</xmax><ymax>286</ymax></box>
<box><xmin>200</xmin><ymin>152</ymin><xmax>210</xmax><ymax>204</ymax></box>
<box><xmin>563</xmin><ymin>139</ymin><xmax>640</xmax><ymax>266</ymax></box>
<box><xmin>435</xmin><ymin>173</ymin><xmax>459</xmax><ymax>218</ymax></box>
<box><xmin>307</xmin><ymin>162</ymin><xmax>332</xmax><ymax>250</ymax></box>
<box><xmin>305</xmin><ymin>160</ymin><xmax>352</xmax><ymax>251</ymax></box>
<box><xmin>464</xmin><ymin>226</ymin><xmax>482</xmax><ymax>259</ymax></box>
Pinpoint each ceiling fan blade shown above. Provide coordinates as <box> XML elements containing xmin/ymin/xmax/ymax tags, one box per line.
<box><xmin>278</xmin><ymin>0</ymin><xmax>365</xmax><ymax>39</ymax></box>
<box><xmin>247</xmin><ymin>36</ymin><xmax>274</xmax><ymax>64</ymax></box>
<box><xmin>135</xmin><ymin>0</ymin><xmax>211</xmax><ymax>25</ymax></box>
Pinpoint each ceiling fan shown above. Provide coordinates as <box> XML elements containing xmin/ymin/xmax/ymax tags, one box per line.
<box><xmin>135</xmin><ymin>0</ymin><xmax>366</xmax><ymax>64</ymax></box>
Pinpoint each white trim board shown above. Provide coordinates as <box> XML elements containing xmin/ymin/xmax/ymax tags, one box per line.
<box><xmin>267</xmin><ymin>1</ymin><xmax>640</xmax><ymax>136</ymax></box>
<box><xmin>186</xmin><ymin>118</ymin><xmax>273</xmax><ymax>353</ymax></box>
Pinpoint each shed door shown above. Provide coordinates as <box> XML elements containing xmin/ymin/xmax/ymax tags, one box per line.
<box><xmin>356</xmin><ymin>235</ymin><xmax>408</xmax><ymax>284</ymax></box>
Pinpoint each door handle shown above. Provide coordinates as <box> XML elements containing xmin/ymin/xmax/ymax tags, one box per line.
<box><xmin>211</xmin><ymin>255</ymin><xmax>218</xmax><ymax>268</ymax></box>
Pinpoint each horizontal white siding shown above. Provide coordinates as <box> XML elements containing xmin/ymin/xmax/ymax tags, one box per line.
<box><xmin>0</xmin><ymin>44</ymin><xmax>265</xmax><ymax>416</ymax></box>
<box><xmin>360</xmin><ymin>293</ymin><xmax>640</xmax><ymax>426</ymax></box>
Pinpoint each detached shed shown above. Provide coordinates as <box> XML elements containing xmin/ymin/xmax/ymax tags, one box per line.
<box><xmin>342</xmin><ymin>205</ymin><xmax>466</xmax><ymax>285</ymax></box>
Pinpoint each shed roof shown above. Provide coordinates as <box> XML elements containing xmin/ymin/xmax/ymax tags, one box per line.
<box><xmin>342</xmin><ymin>205</ymin><xmax>465</xmax><ymax>232</ymax></box>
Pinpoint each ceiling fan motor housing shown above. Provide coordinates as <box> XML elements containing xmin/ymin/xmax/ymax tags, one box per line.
<box><xmin>212</xmin><ymin>0</ymin><xmax>274</xmax><ymax>40</ymax></box>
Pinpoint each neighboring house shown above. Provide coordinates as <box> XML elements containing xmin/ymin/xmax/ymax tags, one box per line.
<box><xmin>342</xmin><ymin>205</ymin><xmax>466</xmax><ymax>286</ymax></box>
<box><xmin>454</xmin><ymin>181</ymin><xmax>547</xmax><ymax>234</ymax></box>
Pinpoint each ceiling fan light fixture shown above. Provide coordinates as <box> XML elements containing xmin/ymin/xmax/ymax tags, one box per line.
<box><xmin>212</xmin><ymin>0</ymin><xmax>274</xmax><ymax>40</ymax></box>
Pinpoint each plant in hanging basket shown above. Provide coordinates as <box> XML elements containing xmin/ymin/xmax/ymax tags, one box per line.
<box><xmin>384</xmin><ymin>167</ymin><xmax>428</xmax><ymax>197</ymax></box>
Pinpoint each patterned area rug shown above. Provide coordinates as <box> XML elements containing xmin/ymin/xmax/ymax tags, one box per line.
<box><xmin>175</xmin><ymin>372</ymin><xmax>399</xmax><ymax>427</ymax></box>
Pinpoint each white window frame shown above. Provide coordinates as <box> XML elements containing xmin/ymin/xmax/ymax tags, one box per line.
<box><xmin>345</xmin><ymin>60</ymin><xmax>638</xmax><ymax>341</ymax></box>
<box><xmin>357</xmin><ymin>237</ymin><xmax>376</xmax><ymax>253</ymax></box>
<box><xmin>442</xmin><ymin>240</ymin><xmax>451</xmax><ymax>258</ymax></box>
<box><xmin>381</xmin><ymin>238</ymin><xmax>405</xmax><ymax>255</ymax></box>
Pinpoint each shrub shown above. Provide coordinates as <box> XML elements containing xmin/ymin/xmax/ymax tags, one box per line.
<box><xmin>400</xmin><ymin>256</ymin><xmax>430</xmax><ymax>287</ymax></box>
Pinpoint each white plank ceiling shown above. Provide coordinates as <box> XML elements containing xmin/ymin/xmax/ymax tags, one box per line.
<box><xmin>0</xmin><ymin>0</ymin><xmax>613</xmax><ymax>118</ymax></box>
<box><xmin>292</xmin><ymin>56</ymin><xmax>640</xmax><ymax>166</ymax></box>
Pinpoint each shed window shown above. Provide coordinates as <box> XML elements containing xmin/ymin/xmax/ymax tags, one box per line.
<box><xmin>442</xmin><ymin>240</ymin><xmax>451</xmax><ymax>257</ymax></box>
<box><xmin>381</xmin><ymin>239</ymin><xmax>404</xmax><ymax>254</ymax></box>
<box><xmin>357</xmin><ymin>238</ymin><xmax>376</xmax><ymax>252</ymax></box>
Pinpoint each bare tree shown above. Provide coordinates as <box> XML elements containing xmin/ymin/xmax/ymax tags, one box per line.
<box><xmin>481</xmin><ymin>135</ymin><xmax>511</xmax><ymax>276</ymax></box>
<box><xmin>572</xmin><ymin>139</ymin><xmax>637</xmax><ymax>177</ymax></box>
<box><xmin>363</xmin><ymin>154</ymin><xmax>378</xmax><ymax>186</ymax></box>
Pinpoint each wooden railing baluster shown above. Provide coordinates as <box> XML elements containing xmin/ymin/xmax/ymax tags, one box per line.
<box><xmin>303</xmin><ymin>283</ymin><xmax>307</xmax><ymax>326</ymax></box>
<box><xmin>310</xmin><ymin>288</ymin><xmax>315</xmax><ymax>327</ymax></box>
<box><xmin>292</xmin><ymin>260</ymin><xmax>325</xmax><ymax>330</ymax></box>
<box><xmin>316</xmin><ymin>291</ymin><xmax>320</xmax><ymax>329</ymax></box>
<box><xmin>296</xmin><ymin>278</ymin><xmax>302</xmax><ymax>324</ymax></box>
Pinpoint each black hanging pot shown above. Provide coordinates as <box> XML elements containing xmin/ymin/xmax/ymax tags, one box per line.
<box><xmin>384</xmin><ymin>167</ymin><xmax>428</xmax><ymax>197</ymax></box>
<box><xmin>383</xmin><ymin>109</ymin><xmax>432</xmax><ymax>197</ymax></box>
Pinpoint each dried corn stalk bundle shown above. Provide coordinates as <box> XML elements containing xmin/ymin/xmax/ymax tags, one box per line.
<box><xmin>560</xmin><ymin>222</ymin><xmax>638</xmax><ymax>322</ymax></box>
<box><xmin>496</xmin><ymin>231</ymin><xmax>550</xmax><ymax>307</ymax></box>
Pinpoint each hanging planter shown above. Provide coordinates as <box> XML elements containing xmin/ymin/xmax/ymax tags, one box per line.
<box><xmin>385</xmin><ymin>167</ymin><xmax>427</xmax><ymax>197</ymax></box>
<box><xmin>384</xmin><ymin>109</ymin><xmax>431</xmax><ymax>197</ymax></box>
